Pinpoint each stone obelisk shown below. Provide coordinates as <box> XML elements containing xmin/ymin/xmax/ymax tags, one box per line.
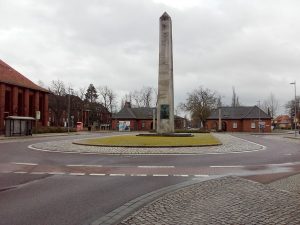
<box><xmin>157</xmin><ymin>12</ymin><xmax>174</xmax><ymax>134</ymax></box>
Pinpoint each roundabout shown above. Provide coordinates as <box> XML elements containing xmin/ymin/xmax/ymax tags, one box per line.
<box><xmin>28</xmin><ymin>133</ymin><xmax>265</xmax><ymax>155</ymax></box>
<box><xmin>72</xmin><ymin>133</ymin><xmax>221</xmax><ymax>148</ymax></box>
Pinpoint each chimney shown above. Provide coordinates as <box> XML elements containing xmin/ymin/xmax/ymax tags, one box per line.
<box><xmin>124</xmin><ymin>102</ymin><xmax>131</xmax><ymax>108</ymax></box>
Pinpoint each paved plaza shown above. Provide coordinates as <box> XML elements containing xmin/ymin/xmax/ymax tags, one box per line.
<box><xmin>30</xmin><ymin>133</ymin><xmax>264</xmax><ymax>154</ymax></box>
<box><xmin>116</xmin><ymin>176</ymin><xmax>300</xmax><ymax>225</ymax></box>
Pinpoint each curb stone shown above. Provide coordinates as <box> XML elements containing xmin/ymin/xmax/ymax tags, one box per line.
<box><xmin>90</xmin><ymin>175</ymin><xmax>221</xmax><ymax>225</ymax></box>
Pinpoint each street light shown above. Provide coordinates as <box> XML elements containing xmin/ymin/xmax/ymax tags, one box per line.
<box><xmin>290</xmin><ymin>81</ymin><xmax>297</xmax><ymax>137</ymax></box>
<box><xmin>68</xmin><ymin>87</ymin><xmax>73</xmax><ymax>134</ymax></box>
<box><xmin>257</xmin><ymin>100</ymin><xmax>261</xmax><ymax>133</ymax></box>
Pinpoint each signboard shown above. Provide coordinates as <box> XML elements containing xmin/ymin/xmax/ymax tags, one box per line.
<box><xmin>36</xmin><ymin>111</ymin><xmax>41</xmax><ymax>120</ymax></box>
<box><xmin>119</xmin><ymin>121</ymin><xmax>130</xmax><ymax>131</ymax></box>
<box><xmin>259</xmin><ymin>121</ymin><xmax>265</xmax><ymax>129</ymax></box>
<box><xmin>160</xmin><ymin>104</ymin><xmax>169</xmax><ymax>119</ymax></box>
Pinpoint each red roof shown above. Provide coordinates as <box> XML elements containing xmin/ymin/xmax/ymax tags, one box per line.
<box><xmin>0</xmin><ymin>59</ymin><xmax>48</xmax><ymax>92</ymax></box>
<box><xmin>274</xmin><ymin>115</ymin><xmax>290</xmax><ymax>124</ymax></box>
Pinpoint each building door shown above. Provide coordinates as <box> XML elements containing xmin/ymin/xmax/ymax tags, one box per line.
<box><xmin>222</xmin><ymin>121</ymin><xmax>227</xmax><ymax>131</ymax></box>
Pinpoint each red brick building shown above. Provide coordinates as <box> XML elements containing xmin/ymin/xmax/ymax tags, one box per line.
<box><xmin>0</xmin><ymin>59</ymin><xmax>49</xmax><ymax>134</ymax></box>
<box><xmin>206</xmin><ymin>106</ymin><xmax>272</xmax><ymax>133</ymax></box>
<box><xmin>112</xmin><ymin>102</ymin><xmax>186</xmax><ymax>131</ymax></box>
<box><xmin>273</xmin><ymin>115</ymin><xmax>291</xmax><ymax>129</ymax></box>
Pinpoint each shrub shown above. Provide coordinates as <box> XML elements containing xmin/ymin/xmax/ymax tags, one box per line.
<box><xmin>32</xmin><ymin>126</ymin><xmax>77</xmax><ymax>134</ymax></box>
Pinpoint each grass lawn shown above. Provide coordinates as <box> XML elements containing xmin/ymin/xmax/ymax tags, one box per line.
<box><xmin>78</xmin><ymin>133</ymin><xmax>221</xmax><ymax>147</ymax></box>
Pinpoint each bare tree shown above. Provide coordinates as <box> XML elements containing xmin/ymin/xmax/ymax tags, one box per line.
<box><xmin>285</xmin><ymin>96</ymin><xmax>300</xmax><ymax>127</ymax></box>
<box><xmin>262</xmin><ymin>93</ymin><xmax>279</xmax><ymax>118</ymax></box>
<box><xmin>231</xmin><ymin>86</ymin><xmax>240</xmax><ymax>107</ymax></box>
<box><xmin>48</xmin><ymin>80</ymin><xmax>67</xmax><ymax>126</ymax></box>
<box><xmin>98</xmin><ymin>86</ymin><xmax>117</xmax><ymax>113</ymax></box>
<box><xmin>181</xmin><ymin>86</ymin><xmax>218</xmax><ymax>128</ymax></box>
<box><xmin>141</xmin><ymin>86</ymin><xmax>153</xmax><ymax>107</ymax></box>
<box><xmin>121</xmin><ymin>86</ymin><xmax>155</xmax><ymax>108</ymax></box>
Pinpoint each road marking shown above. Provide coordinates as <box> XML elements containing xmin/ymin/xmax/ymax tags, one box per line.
<box><xmin>48</xmin><ymin>172</ymin><xmax>66</xmax><ymax>175</ymax></box>
<box><xmin>153</xmin><ymin>174</ymin><xmax>169</xmax><ymax>177</ymax></box>
<box><xmin>0</xmin><ymin>171</ymin><xmax>12</xmax><ymax>173</ymax></box>
<box><xmin>109</xmin><ymin>174</ymin><xmax>126</xmax><ymax>176</ymax></box>
<box><xmin>67</xmin><ymin>164</ymin><xmax>103</xmax><ymax>167</ymax></box>
<box><xmin>138</xmin><ymin>166</ymin><xmax>175</xmax><ymax>168</ymax></box>
<box><xmin>283</xmin><ymin>153</ymin><xmax>292</xmax><ymax>156</ymax></box>
<box><xmin>130</xmin><ymin>174</ymin><xmax>147</xmax><ymax>176</ymax></box>
<box><xmin>210</xmin><ymin>165</ymin><xmax>244</xmax><ymax>168</ymax></box>
<box><xmin>12</xmin><ymin>162</ymin><xmax>38</xmax><ymax>166</ymax></box>
<box><xmin>89</xmin><ymin>173</ymin><xmax>106</xmax><ymax>176</ymax></box>
<box><xmin>13</xmin><ymin>171</ymin><xmax>27</xmax><ymax>174</ymax></box>
<box><xmin>194</xmin><ymin>174</ymin><xmax>209</xmax><ymax>177</ymax></box>
<box><xmin>173</xmin><ymin>174</ymin><xmax>189</xmax><ymax>177</ymax></box>
<box><xmin>30</xmin><ymin>172</ymin><xmax>46</xmax><ymax>175</ymax></box>
<box><xmin>69</xmin><ymin>173</ymin><xmax>85</xmax><ymax>176</ymax></box>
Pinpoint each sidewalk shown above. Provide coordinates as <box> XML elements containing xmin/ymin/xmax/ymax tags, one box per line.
<box><xmin>93</xmin><ymin>175</ymin><xmax>300</xmax><ymax>225</ymax></box>
<box><xmin>0</xmin><ymin>131</ymin><xmax>90</xmax><ymax>140</ymax></box>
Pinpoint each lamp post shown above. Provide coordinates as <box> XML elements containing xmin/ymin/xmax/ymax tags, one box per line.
<box><xmin>290</xmin><ymin>81</ymin><xmax>297</xmax><ymax>137</ymax></box>
<box><xmin>257</xmin><ymin>100</ymin><xmax>261</xmax><ymax>133</ymax></box>
<box><xmin>68</xmin><ymin>87</ymin><xmax>73</xmax><ymax>134</ymax></box>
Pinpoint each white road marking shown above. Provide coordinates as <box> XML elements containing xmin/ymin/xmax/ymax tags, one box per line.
<box><xmin>283</xmin><ymin>153</ymin><xmax>292</xmax><ymax>156</ymax></box>
<box><xmin>138</xmin><ymin>166</ymin><xmax>175</xmax><ymax>168</ymax></box>
<box><xmin>210</xmin><ymin>165</ymin><xmax>244</xmax><ymax>168</ymax></box>
<box><xmin>69</xmin><ymin>173</ymin><xmax>85</xmax><ymax>176</ymax></box>
<box><xmin>153</xmin><ymin>174</ymin><xmax>169</xmax><ymax>177</ymax></box>
<box><xmin>109</xmin><ymin>174</ymin><xmax>125</xmax><ymax>176</ymax></box>
<box><xmin>194</xmin><ymin>174</ymin><xmax>209</xmax><ymax>177</ymax></box>
<box><xmin>30</xmin><ymin>172</ymin><xmax>46</xmax><ymax>175</ymax></box>
<box><xmin>48</xmin><ymin>172</ymin><xmax>66</xmax><ymax>175</ymax></box>
<box><xmin>12</xmin><ymin>162</ymin><xmax>38</xmax><ymax>166</ymax></box>
<box><xmin>173</xmin><ymin>174</ymin><xmax>189</xmax><ymax>177</ymax></box>
<box><xmin>67</xmin><ymin>164</ymin><xmax>103</xmax><ymax>167</ymax></box>
<box><xmin>89</xmin><ymin>173</ymin><xmax>106</xmax><ymax>176</ymax></box>
<box><xmin>130</xmin><ymin>174</ymin><xmax>147</xmax><ymax>176</ymax></box>
<box><xmin>13</xmin><ymin>171</ymin><xmax>27</xmax><ymax>174</ymax></box>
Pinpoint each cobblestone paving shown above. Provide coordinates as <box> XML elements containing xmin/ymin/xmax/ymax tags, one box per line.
<box><xmin>118</xmin><ymin>176</ymin><xmax>300</xmax><ymax>225</ymax></box>
<box><xmin>268</xmin><ymin>173</ymin><xmax>300</xmax><ymax>194</ymax></box>
<box><xmin>31</xmin><ymin>133</ymin><xmax>264</xmax><ymax>154</ymax></box>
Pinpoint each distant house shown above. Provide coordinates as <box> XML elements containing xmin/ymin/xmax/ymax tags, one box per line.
<box><xmin>273</xmin><ymin>115</ymin><xmax>291</xmax><ymax>129</ymax></box>
<box><xmin>112</xmin><ymin>102</ymin><xmax>186</xmax><ymax>131</ymax></box>
<box><xmin>0</xmin><ymin>59</ymin><xmax>49</xmax><ymax>134</ymax></box>
<box><xmin>48</xmin><ymin>93</ymin><xmax>111</xmax><ymax>129</ymax></box>
<box><xmin>206</xmin><ymin>106</ymin><xmax>272</xmax><ymax>133</ymax></box>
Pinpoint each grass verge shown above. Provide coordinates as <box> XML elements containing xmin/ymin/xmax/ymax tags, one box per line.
<box><xmin>76</xmin><ymin>133</ymin><xmax>221</xmax><ymax>147</ymax></box>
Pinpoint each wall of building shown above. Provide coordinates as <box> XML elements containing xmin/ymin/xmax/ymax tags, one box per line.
<box><xmin>0</xmin><ymin>83</ymin><xmax>48</xmax><ymax>134</ymax></box>
<box><xmin>207</xmin><ymin>119</ymin><xmax>271</xmax><ymax>133</ymax></box>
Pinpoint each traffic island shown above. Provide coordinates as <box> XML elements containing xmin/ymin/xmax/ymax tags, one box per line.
<box><xmin>72</xmin><ymin>133</ymin><xmax>221</xmax><ymax>148</ymax></box>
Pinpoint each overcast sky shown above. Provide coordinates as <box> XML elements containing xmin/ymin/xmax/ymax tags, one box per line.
<box><xmin>0</xmin><ymin>0</ymin><xmax>299</xmax><ymax>114</ymax></box>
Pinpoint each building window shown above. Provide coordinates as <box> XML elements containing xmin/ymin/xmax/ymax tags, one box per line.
<box><xmin>233</xmin><ymin>122</ymin><xmax>237</xmax><ymax>129</ymax></box>
<box><xmin>142</xmin><ymin>122</ymin><xmax>145</xmax><ymax>128</ymax></box>
<box><xmin>251</xmin><ymin>122</ymin><xmax>256</xmax><ymax>129</ymax></box>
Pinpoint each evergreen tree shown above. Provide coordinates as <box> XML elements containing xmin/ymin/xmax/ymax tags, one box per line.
<box><xmin>85</xmin><ymin>84</ymin><xmax>98</xmax><ymax>103</ymax></box>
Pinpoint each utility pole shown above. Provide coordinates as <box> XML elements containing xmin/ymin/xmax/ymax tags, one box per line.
<box><xmin>68</xmin><ymin>87</ymin><xmax>73</xmax><ymax>134</ymax></box>
<box><xmin>257</xmin><ymin>100</ymin><xmax>261</xmax><ymax>133</ymax></box>
<box><xmin>290</xmin><ymin>81</ymin><xmax>297</xmax><ymax>137</ymax></box>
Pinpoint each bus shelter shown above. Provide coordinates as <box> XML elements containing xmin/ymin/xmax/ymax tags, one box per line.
<box><xmin>5</xmin><ymin>116</ymin><xmax>35</xmax><ymax>137</ymax></box>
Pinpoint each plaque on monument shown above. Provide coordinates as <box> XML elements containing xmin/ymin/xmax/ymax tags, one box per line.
<box><xmin>160</xmin><ymin>105</ymin><xmax>169</xmax><ymax>119</ymax></box>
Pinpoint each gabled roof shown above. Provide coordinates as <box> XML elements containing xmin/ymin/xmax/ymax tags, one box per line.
<box><xmin>207</xmin><ymin>106</ymin><xmax>271</xmax><ymax>120</ymax></box>
<box><xmin>113</xmin><ymin>106</ymin><xmax>156</xmax><ymax>120</ymax></box>
<box><xmin>0</xmin><ymin>59</ymin><xmax>48</xmax><ymax>92</ymax></box>
<box><xmin>113</xmin><ymin>106</ymin><xmax>186</xmax><ymax>120</ymax></box>
<box><xmin>274</xmin><ymin>115</ymin><xmax>291</xmax><ymax>124</ymax></box>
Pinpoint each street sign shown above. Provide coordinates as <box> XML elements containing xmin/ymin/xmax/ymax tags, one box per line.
<box><xmin>36</xmin><ymin>111</ymin><xmax>41</xmax><ymax>120</ymax></box>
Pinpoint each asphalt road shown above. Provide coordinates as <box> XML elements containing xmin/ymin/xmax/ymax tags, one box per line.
<box><xmin>0</xmin><ymin>133</ymin><xmax>299</xmax><ymax>225</ymax></box>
